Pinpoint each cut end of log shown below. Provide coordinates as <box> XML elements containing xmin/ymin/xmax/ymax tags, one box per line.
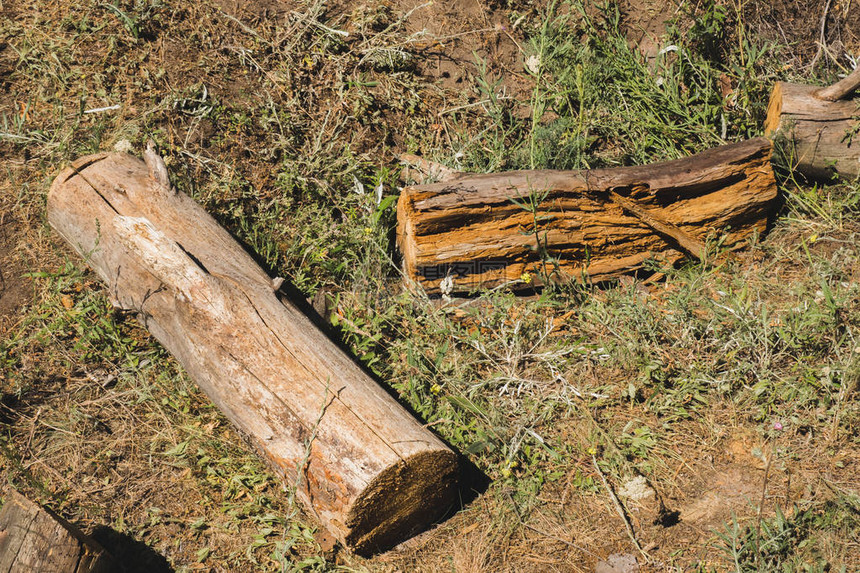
<box><xmin>764</xmin><ymin>81</ymin><xmax>784</xmax><ymax>136</ymax></box>
<box><xmin>0</xmin><ymin>490</ymin><xmax>115</xmax><ymax>573</ymax></box>
<box><xmin>346</xmin><ymin>449</ymin><xmax>459</xmax><ymax>554</ymax></box>
<box><xmin>396</xmin><ymin>192</ymin><xmax>420</xmax><ymax>281</ymax></box>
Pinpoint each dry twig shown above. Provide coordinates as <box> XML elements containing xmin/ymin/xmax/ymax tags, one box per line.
<box><xmin>592</xmin><ymin>454</ymin><xmax>651</xmax><ymax>564</ymax></box>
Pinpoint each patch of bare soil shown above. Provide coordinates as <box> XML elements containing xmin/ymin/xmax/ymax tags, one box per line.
<box><xmin>377</xmin><ymin>412</ymin><xmax>857</xmax><ymax>572</ymax></box>
<box><xmin>744</xmin><ymin>0</ymin><xmax>860</xmax><ymax>71</ymax></box>
<box><xmin>621</xmin><ymin>0</ymin><xmax>860</xmax><ymax>75</ymax></box>
<box><xmin>0</xmin><ymin>208</ymin><xmax>32</xmax><ymax>339</ymax></box>
<box><xmin>620</xmin><ymin>0</ymin><xmax>678</xmax><ymax>61</ymax></box>
<box><xmin>389</xmin><ymin>0</ymin><xmax>527</xmax><ymax>95</ymax></box>
<box><xmin>134</xmin><ymin>0</ymin><xmax>533</xmax><ymax>194</ymax></box>
<box><xmin>215</xmin><ymin>0</ymin><xmax>531</xmax><ymax>127</ymax></box>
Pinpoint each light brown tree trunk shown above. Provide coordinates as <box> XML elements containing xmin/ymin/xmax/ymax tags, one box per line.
<box><xmin>0</xmin><ymin>490</ymin><xmax>114</xmax><ymax>573</ymax></box>
<box><xmin>47</xmin><ymin>150</ymin><xmax>458</xmax><ymax>555</ymax></box>
<box><xmin>397</xmin><ymin>138</ymin><xmax>777</xmax><ymax>294</ymax></box>
<box><xmin>765</xmin><ymin>74</ymin><xmax>860</xmax><ymax>180</ymax></box>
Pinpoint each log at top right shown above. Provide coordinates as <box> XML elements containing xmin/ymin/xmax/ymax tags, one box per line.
<box><xmin>765</xmin><ymin>75</ymin><xmax>860</xmax><ymax>181</ymax></box>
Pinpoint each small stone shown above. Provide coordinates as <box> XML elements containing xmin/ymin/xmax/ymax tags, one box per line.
<box><xmin>595</xmin><ymin>552</ymin><xmax>639</xmax><ymax>573</ymax></box>
<box><xmin>525</xmin><ymin>54</ymin><xmax>541</xmax><ymax>75</ymax></box>
<box><xmin>113</xmin><ymin>139</ymin><xmax>134</xmax><ymax>153</ymax></box>
<box><xmin>617</xmin><ymin>475</ymin><xmax>655</xmax><ymax>502</ymax></box>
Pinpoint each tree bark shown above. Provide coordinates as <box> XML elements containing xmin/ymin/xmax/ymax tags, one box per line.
<box><xmin>47</xmin><ymin>151</ymin><xmax>458</xmax><ymax>555</ymax></box>
<box><xmin>397</xmin><ymin>138</ymin><xmax>778</xmax><ymax>294</ymax></box>
<box><xmin>765</xmin><ymin>80</ymin><xmax>859</xmax><ymax>180</ymax></box>
<box><xmin>0</xmin><ymin>491</ymin><xmax>114</xmax><ymax>573</ymax></box>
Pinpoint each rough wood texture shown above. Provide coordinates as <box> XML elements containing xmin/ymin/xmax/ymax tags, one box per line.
<box><xmin>815</xmin><ymin>67</ymin><xmax>860</xmax><ymax>102</ymax></box>
<box><xmin>0</xmin><ymin>491</ymin><xmax>113</xmax><ymax>573</ymax></box>
<box><xmin>397</xmin><ymin>138</ymin><xmax>777</xmax><ymax>294</ymax></box>
<box><xmin>47</xmin><ymin>152</ymin><xmax>458</xmax><ymax>555</ymax></box>
<box><xmin>765</xmin><ymin>81</ymin><xmax>859</xmax><ymax>180</ymax></box>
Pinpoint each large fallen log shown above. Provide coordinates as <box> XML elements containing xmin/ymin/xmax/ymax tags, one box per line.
<box><xmin>765</xmin><ymin>68</ymin><xmax>860</xmax><ymax>180</ymax></box>
<box><xmin>0</xmin><ymin>490</ymin><xmax>114</xmax><ymax>573</ymax></box>
<box><xmin>47</xmin><ymin>149</ymin><xmax>458</xmax><ymax>554</ymax></box>
<box><xmin>397</xmin><ymin>138</ymin><xmax>778</xmax><ymax>294</ymax></box>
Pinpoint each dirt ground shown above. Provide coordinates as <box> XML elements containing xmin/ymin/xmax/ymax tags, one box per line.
<box><xmin>1</xmin><ymin>0</ymin><xmax>859</xmax><ymax>571</ymax></box>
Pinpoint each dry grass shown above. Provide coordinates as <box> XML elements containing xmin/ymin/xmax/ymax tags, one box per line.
<box><xmin>1</xmin><ymin>0</ymin><xmax>859</xmax><ymax>571</ymax></box>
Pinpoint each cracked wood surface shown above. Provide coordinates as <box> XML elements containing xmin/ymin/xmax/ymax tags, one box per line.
<box><xmin>47</xmin><ymin>152</ymin><xmax>458</xmax><ymax>555</ymax></box>
<box><xmin>0</xmin><ymin>490</ymin><xmax>113</xmax><ymax>573</ymax></box>
<box><xmin>397</xmin><ymin>138</ymin><xmax>778</xmax><ymax>294</ymax></box>
<box><xmin>765</xmin><ymin>81</ymin><xmax>860</xmax><ymax>180</ymax></box>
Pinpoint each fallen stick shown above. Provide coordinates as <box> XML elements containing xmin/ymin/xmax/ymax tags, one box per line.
<box><xmin>399</xmin><ymin>153</ymin><xmax>461</xmax><ymax>183</ymax></box>
<box><xmin>765</xmin><ymin>69</ymin><xmax>860</xmax><ymax>180</ymax></box>
<box><xmin>48</xmin><ymin>148</ymin><xmax>458</xmax><ymax>554</ymax></box>
<box><xmin>0</xmin><ymin>490</ymin><xmax>115</xmax><ymax>573</ymax></box>
<box><xmin>396</xmin><ymin>138</ymin><xmax>778</xmax><ymax>294</ymax></box>
<box><xmin>606</xmin><ymin>190</ymin><xmax>707</xmax><ymax>260</ymax></box>
<box><xmin>815</xmin><ymin>67</ymin><xmax>860</xmax><ymax>102</ymax></box>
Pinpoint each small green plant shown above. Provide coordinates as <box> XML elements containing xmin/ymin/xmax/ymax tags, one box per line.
<box><xmin>102</xmin><ymin>2</ymin><xmax>142</xmax><ymax>39</ymax></box>
<box><xmin>509</xmin><ymin>183</ymin><xmax>560</xmax><ymax>284</ymax></box>
<box><xmin>713</xmin><ymin>499</ymin><xmax>859</xmax><ymax>572</ymax></box>
<box><xmin>619</xmin><ymin>422</ymin><xmax>657</xmax><ymax>459</ymax></box>
<box><xmin>101</xmin><ymin>0</ymin><xmax>162</xmax><ymax>40</ymax></box>
<box><xmin>685</xmin><ymin>0</ymin><xmax>729</xmax><ymax>59</ymax></box>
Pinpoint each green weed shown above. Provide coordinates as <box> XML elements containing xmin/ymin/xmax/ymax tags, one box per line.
<box><xmin>714</xmin><ymin>498</ymin><xmax>859</xmax><ymax>572</ymax></box>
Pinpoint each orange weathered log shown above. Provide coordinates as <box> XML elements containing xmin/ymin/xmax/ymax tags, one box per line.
<box><xmin>47</xmin><ymin>149</ymin><xmax>458</xmax><ymax>554</ymax></box>
<box><xmin>397</xmin><ymin>138</ymin><xmax>778</xmax><ymax>294</ymax></box>
<box><xmin>765</xmin><ymin>72</ymin><xmax>860</xmax><ymax>180</ymax></box>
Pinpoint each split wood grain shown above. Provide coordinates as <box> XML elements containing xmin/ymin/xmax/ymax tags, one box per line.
<box><xmin>47</xmin><ymin>152</ymin><xmax>458</xmax><ymax>555</ymax></box>
<box><xmin>397</xmin><ymin>138</ymin><xmax>777</xmax><ymax>294</ymax></box>
<box><xmin>0</xmin><ymin>490</ymin><xmax>113</xmax><ymax>573</ymax></box>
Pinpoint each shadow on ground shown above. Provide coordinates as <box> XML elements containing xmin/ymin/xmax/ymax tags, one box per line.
<box><xmin>91</xmin><ymin>526</ymin><xmax>174</xmax><ymax>573</ymax></box>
